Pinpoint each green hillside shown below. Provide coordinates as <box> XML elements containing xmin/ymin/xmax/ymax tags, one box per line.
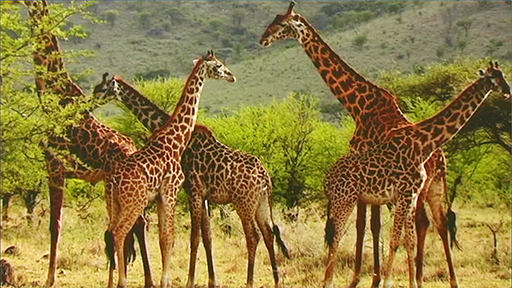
<box><xmin>63</xmin><ymin>1</ymin><xmax>512</xmax><ymax>113</ymax></box>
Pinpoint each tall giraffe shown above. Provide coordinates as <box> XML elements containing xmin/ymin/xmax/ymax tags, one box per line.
<box><xmin>323</xmin><ymin>63</ymin><xmax>509</xmax><ymax>288</ymax></box>
<box><xmin>94</xmin><ymin>75</ymin><xmax>290</xmax><ymax>288</ymax></box>
<box><xmin>103</xmin><ymin>51</ymin><xmax>235</xmax><ymax>288</ymax></box>
<box><xmin>260</xmin><ymin>2</ymin><xmax>455</xmax><ymax>287</ymax></box>
<box><xmin>23</xmin><ymin>2</ymin><xmax>153</xmax><ymax>287</ymax></box>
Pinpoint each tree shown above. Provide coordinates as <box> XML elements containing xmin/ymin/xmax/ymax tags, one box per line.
<box><xmin>104</xmin><ymin>9</ymin><xmax>119</xmax><ymax>28</ymax></box>
<box><xmin>230</xmin><ymin>8</ymin><xmax>245</xmax><ymax>27</ymax></box>
<box><xmin>352</xmin><ymin>34</ymin><xmax>368</xmax><ymax>50</ymax></box>
<box><xmin>458</xmin><ymin>40</ymin><xmax>467</xmax><ymax>52</ymax></box>
<box><xmin>138</xmin><ymin>12</ymin><xmax>151</xmax><ymax>29</ymax></box>
<box><xmin>456</xmin><ymin>19</ymin><xmax>473</xmax><ymax>37</ymax></box>
<box><xmin>1</xmin><ymin>1</ymin><xmax>98</xmax><ymax>206</ymax></box>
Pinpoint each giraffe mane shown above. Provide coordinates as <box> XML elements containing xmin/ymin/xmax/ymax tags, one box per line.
<box><xmin>170</xmin><ymin>55</ymin><xmax>206</xmax><ymax>120</ymax></box>
<box><xmin>193</xmin><ymin>123</ymin><xmax>214</xmax><ymax>136</ymax></box>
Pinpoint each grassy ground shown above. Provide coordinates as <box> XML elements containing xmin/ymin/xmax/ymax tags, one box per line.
<box><xmin>1</xmin><ymin>198</ymin><xmax>510</xmax><ymax>288</ymax></box>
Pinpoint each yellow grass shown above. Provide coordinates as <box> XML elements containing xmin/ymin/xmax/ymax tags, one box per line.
<box><xmin>1</xmin><ymin>200</ymin><xmax>510</xmax><ymax>288</ymax></box>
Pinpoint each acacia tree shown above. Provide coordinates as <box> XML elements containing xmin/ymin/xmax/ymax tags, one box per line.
<box><xmin>456</xmin><ymin>19</ymin><xmax>473</xmax><ymax>38</ymax></box>
<box><xmin>1</xmin><ymin>1</ymin><xmax>98</xmax><ymax>212</ymax></box>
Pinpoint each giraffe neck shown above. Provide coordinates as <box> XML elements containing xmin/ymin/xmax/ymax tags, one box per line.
<box><xmin>149</xmin><ymin>58</ymin><xmax>207</xmax><ymax>156</ymax></box>
<box><xmin>26</xmin><ymin>0</ymin><xmax>84</xmax><ymax>103</ymax></box>
<box><xmin>293</xmin><ymin>14</ymin><xmax>409</xmax><ymax>127</ymax></box>
<box><xmin>407</xmin><ymin>76</ymin><xmax>495</xmax><ymax>160</ymax></box>
<box><xmin>114</xmin><ymin>77</ymin><xmax>170</xmax><ymax>133</ymax></box>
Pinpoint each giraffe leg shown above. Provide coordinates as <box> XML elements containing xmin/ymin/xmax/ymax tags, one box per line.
<box><xmin>382</xmin><ymin>199</ymin><xmax>408</xmax><ymax>288</ymax></box>
<box><xmin>104</xmin><ymin>185</ymin><xmax>116</xmax><ymax>288</ymax></box>
<box><xmin>45</xmin><ymin>172</ymin><xmax>65</xmax><ymax>288</ymax></box>
<box><xmin>237</xmin><ymin>205</ymin><xmax>259</xmax><ymax>288</ymax></box>
<box><xmin>201</xmin><ymin>201</ymin><xmax>216</xmax><ymax>288</ymax></box>
<box><xmin>108</xmin><ymin>184</ymin><xmax>146</xmax><ymax>288</ymax></box>
<box><xmin>186</xmin><ymin>192</ymin><xmax>204</xmax><ymax>288</ymax></box>
<box><xmin>132</xmin><ymin>216</ymin><xmax>155</xmax><ymax>288</ymax></box>
<box><xmin>370</xmin><ymin>205</ymin><xmax>382</xmax><ymax>288</ymax></box>
<box><xmin>404</xmin><ymin>201</ymin><xmax>418</xmax><ymax>288</ymax></box>
<box><xmin>113</xmin><ymin>220</ymin><xmax>136</xmax><ymax>288</ymax></box>
<box><xmin>348</xmin><ymin>201</ymin><xmax>366</xmax><ymax>288</ymax></box>
<box><xmin>414</xmin><ymin>189</ymin><xmax>429</xmax><ymax>288</ymax></box>
<box><xmin>157</xmin><ymin>186</ymin><xmax>179</xmax><ymax>288</ymax></box>
<box><xmin>425</xmin><ymin>177</ymin><xmax>458</xmax><ymax>288</ymax></box>
<box><xmin>323</xmin><ymin>198</ymin><xmax>357</xmax><ymax>288</ymax></box>
<box><xmin>42</xmin><ymin>147</ymin><xmax>66</xmax><ymax>288</ymax></box>
<box><xmin>254</xmin><ymin>195</ymin><xmax>279</xmax><ymax>288</ymax></box>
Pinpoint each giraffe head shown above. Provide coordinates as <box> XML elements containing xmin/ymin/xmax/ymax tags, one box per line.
<box><xmin>260</xmin><ymin>1</ymin><xmax>304</xmax><ymax>47</ymax></box>
<box><xmin>92</xmin><ymin>72</ymin><xmax>124</xmax><ymax>102</ymax></box>
<box><xmin>195</xmin><ymin>50</ymin><xmax>236</xmax><ymax>82</ymax></box>
<box><xmin>480</xmin><ymin>61</ymin><xmax>510</xmax><ymax>99</ymax></box>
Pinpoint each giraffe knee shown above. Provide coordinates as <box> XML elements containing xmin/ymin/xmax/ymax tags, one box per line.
<box><xmin>416</xmin><ymin>207</ymin><xmax>430</xmax><ymax>232</ymax></box>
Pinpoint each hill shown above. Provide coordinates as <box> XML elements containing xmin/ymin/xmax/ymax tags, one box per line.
<box><xmin>62</xmin><ymin>1</ymin><xmax>512</xmax><ymax>113</ymax></box>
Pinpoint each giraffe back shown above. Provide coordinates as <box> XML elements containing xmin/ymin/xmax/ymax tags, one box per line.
<box><xmin>182</xmin><ymin>125</ymin><xmax>271</xmax><ymax>205</ymax></box>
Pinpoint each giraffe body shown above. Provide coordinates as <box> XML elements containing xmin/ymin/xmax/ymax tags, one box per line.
<box><xmin>183</xmin><ymin>125</ymin><xmax>290</xmax><ymax>288</ymax></box>
<box><xmin>104</xmin><ymin>51</ymin><xmax>235</xmax><ymax>288</ymax></box>
<box><xmin>323</xmin><ymin>64</ymin><xmax>509</xmax><ymax>288</ymax></box>
<box><xmin>260</xmin><ymin>2</ymin><xmax>456</xmax><ymax>287</ymax></box>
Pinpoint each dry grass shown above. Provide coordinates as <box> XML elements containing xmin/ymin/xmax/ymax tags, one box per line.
<box><xmin>1</xmin><ymin>200</ymin><xmax>510</xmax><ymax>288</ymax></box>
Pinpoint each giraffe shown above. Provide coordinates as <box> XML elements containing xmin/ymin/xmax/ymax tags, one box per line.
<box><xmin>182</xmin><ymin>124</ymin><xmax>290</xmax><ymax>288</ymax></box>
<box><xmin>103</xmin><ymin>50</ymin><xmax>235</xmax><ymax>288</ymax></box>
<box><xmin>323</xmin><ymin>62</ymin><xmax>509</xmax><ymax>288</ymax></box>
<box><xmin>260</xmin><ymin>2</ymin><xmax>457</xmax><ymax>287</ymax></box>
<box><xmin>23</xmin><ymin>2</ymin><xmax>154</xmax><ymax>287</ymax></box>
<box><xmin>93</xmin><ymin>75</ymin><xmax>290</xmax><ymax>288</ymax></box>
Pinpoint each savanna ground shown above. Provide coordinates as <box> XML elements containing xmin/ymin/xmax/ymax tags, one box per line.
<box><xmin>1</xmin><ymin>198</ymin><xmax>510</xmax><ymax>288</ymax></box>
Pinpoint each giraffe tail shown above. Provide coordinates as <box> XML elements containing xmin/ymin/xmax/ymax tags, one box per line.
<box><xmin>125</xmin><ymin>232</ymin><xmax>137</xmax><ymax>264</ymax></box>
<box><xmin>272</xmin><ymin>225</ymin><xmax>290</xmax><ymax>259</ymax></box>
<box><xmin>325</xmin><ymin>200</ymin><xmax>335</xmax><ymax>247</ymax></box>
<box><xmin>104</xmin><ymin>230</ymin><xmax>116</xmax><ymax>270</ymax></box>
<box><xmin>266</xmin><ymin>173</ymin><xmax>290</xmax><ymax>259</ymax></box>
<box><xmin>447</xmin><ymin>209</ymin><xmax>461</xmax><ymax>251</ymax></box>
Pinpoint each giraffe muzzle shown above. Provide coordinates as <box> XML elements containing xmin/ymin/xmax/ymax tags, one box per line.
<box><xmin>260</xmin><ymin>38</ymin><xmax>272</xmax><ymax>47</ymax></box>
<box><xmin>227</xmin><ymin>75</ymin><xmax>236</xmax><ymax>83</ymax></box>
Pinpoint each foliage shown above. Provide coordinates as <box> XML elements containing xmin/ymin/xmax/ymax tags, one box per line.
<box><xmin>1</xmin><ymin>1</ymin><xmax>98</xmax><ymax>201</ymax></box>
<box><xmin>456</xmin><ymin>18</ymin><xmax>472</xmax><ymax>38</ymax></box>
<box><xmin>104</xmin><ymin>9</ymin><xmax>119</xmax><ymax>28</ymax></box>
<box><xmin>352</xmin><ymin>34</ymin><xmax>368</xmax><ymax>49</ymax></box>
<box><xmin>329</xmin><ymin>11</ymin><xmax>375</xmax><ymax>30</ymax></box>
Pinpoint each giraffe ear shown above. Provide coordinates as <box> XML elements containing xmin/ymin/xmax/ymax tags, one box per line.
<box><xmin>494</xmin><ymin>61</ymin><xmax>499</xmax><ymax>68</ymax></box>
<box><xmin>102</xmin><ymin>72</ymin><xmax>109</xmax><ymax>83</ymax></box>
<box><xmin>479</xmin><ymin>69</ymin><xmax>485</xmax><ymax>76</ymax></box>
